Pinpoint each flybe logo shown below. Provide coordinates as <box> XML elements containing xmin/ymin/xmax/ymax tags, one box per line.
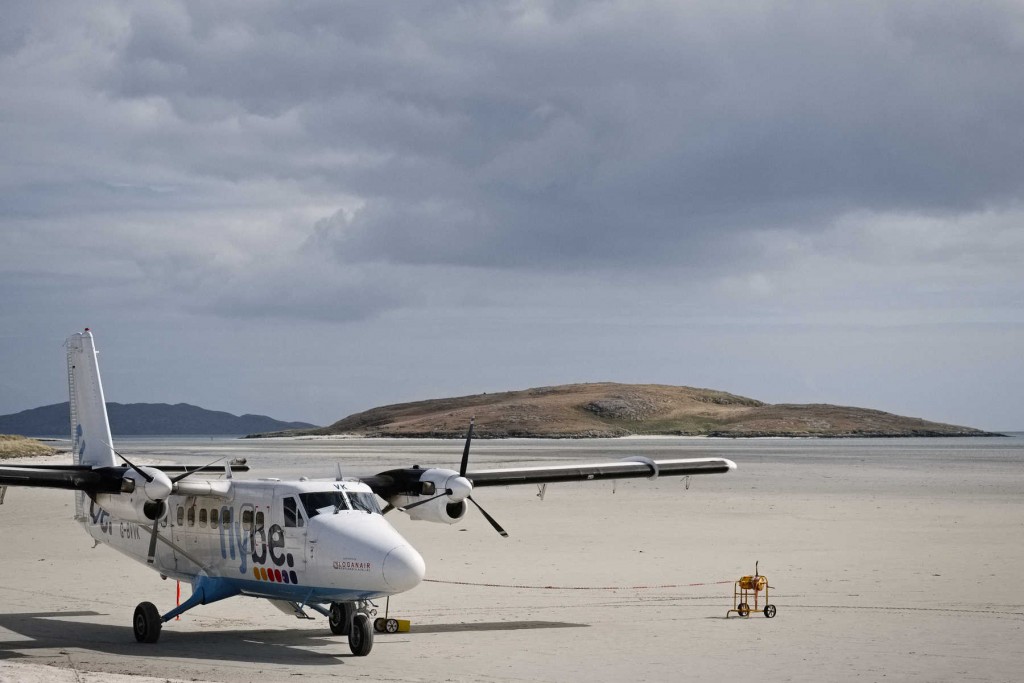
<box><xmin>248</xmin><ymin>521</ymin><xmax>300</xmax><ymax>585</ymax></box>
<box><xmin>89</xmin><ymin>500</ymin><xmax>304</xmax><ymax>586</ymax></box>
<box><xmin>215</xmin><ymin>507</ymin><xmax>300</xmax><ymax>582</ymax></box>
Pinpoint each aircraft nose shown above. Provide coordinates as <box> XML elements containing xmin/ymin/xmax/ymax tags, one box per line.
<box><xmin>382</xmin><ymin>545</ymin><xmax>425</xmax><ymax>592</ymax></box>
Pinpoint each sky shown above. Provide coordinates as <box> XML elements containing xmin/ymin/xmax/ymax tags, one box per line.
<box><xmin>1</xmin><ymin>1</ymin><xmax>1022</xmax><ymax>431</ymax></box>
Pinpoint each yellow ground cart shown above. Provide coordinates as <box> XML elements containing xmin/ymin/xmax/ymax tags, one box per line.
<box><xmin>373</xmin><ymin>597</ymin><xmax>411</xmax><ymax>633</ymax></box>
<box><xmin>726</xmin><ymin>562</ymin><xmax>777</xmax><ymax>618</ymax></box>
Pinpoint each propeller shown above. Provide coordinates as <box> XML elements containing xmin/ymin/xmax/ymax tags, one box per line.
<box><xmin>383</xmin><ymin>419</ymin><xmax>508</xmax><ymax>536</ymax></box>
<box><xmin>108</xmin><ymin>443</ymin><xmax>172</xmax><ymax>503</ymax></box>
<box><xmin>141</xmin><ymin>456</ymin><xmax>228</xmax><ymax>562</ymax></box>
<box><xmin>458</xmin><ymin>419</ymin><xmax>508</xmax><ymax>538</ymax></box>
<box><xmin>107</xmin><ymin>442</ymin><xmax>226</xmax><ymax>564</ymax></box>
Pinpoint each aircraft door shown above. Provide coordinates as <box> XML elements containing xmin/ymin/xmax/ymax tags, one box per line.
<box><xmin>272</xmin><ymin>492</ymin><xmax>308</xmax><ymax>579</ymax></box>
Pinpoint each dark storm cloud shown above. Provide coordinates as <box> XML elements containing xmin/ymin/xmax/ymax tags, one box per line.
<box><xmin>66</xmin><ymin>1</ymin><xmax>1023</xmax><ymax>273</ymax></box>
<box><xmin>4</xmin><ymin>0</ymin><xmax>1024</xmax><ymax>318</ymax></box>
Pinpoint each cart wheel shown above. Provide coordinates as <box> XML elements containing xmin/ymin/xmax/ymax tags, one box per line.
<box><xmin>764</xmin><ymin>604</ymin><xmax>776</xmax><ymax>618</ymax></box>
<box><xmin>737</xmin><ymin>603</ymin><xmax>750</xmax><ymax>617</ymax></box>
<box><xmin>385</xmin><ymin>618</ymin><xmax>400</xmax><ymax>633</ymax></box>
<box><xmin>373</xmin><ymin>617</ymin><xmax>386</xmax><ymax>632</ymax></box>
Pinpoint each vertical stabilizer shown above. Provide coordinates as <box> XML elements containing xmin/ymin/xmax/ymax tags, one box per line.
<box><xmin>67</xmin><ymin>329</ymin><xmax>116</xmax><ymax>468</ymax></box>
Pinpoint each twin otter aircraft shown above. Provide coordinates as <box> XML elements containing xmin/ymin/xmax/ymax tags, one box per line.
<box><xmin>0</xmin><ymin>330</ymin><xmax>736</xmax><ymax>656</ymax></box>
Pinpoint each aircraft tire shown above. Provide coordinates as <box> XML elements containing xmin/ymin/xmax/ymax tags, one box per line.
<box><xmin>133</xmin><ymin>602</ymin><xmax>162</xmax><ymax>643</ymax></box>
<box><xmin>348</xmin><ymin>613</ymin><xmax>373</xmax><ymax>656</ymax></box>
<box><xmin>328</xmin><ymin>602</ymin><xmax>349</xmax><ymax>636</ymax></box>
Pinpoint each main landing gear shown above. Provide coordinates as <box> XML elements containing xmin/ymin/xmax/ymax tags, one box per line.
<box><xmin>132</xmin><ymin>575</ymin><xmax>241</xmax><ymax>644</ymax></box>
<box><xmin>130</xmin><ymin>581</ymin><xmax>375</xmax><ymax>657</ymax></box>
<box><xmin>328</xmin><ymin>600</ymin><xmax>374</xmax><ymax>656</ymax></box>
<box><xmin>133</xmin><ymin>602</ymin><xmax>162</xmax><ymax>643</ymax></box>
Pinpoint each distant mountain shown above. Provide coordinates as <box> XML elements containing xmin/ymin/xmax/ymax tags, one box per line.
<box><xmin>255</xmin><ymin>382</ymin><xmax>997</xmax><ymax>439</ymax></box>
<box><xmin>0</xmin><ymin>402</ymin><xmax>317</xmax><ymax>437</ymax></box>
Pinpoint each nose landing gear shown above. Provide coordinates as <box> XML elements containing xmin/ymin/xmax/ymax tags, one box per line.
<box><xmin>327</xmin><ymin>600</ymin><xmax>375</xmax><ymax>656</ymax></box>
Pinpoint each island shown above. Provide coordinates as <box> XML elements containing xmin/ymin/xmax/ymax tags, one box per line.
<box><xmin>246</xmin><ymin>383</ymin><xmax>998</xmax><ymax>439</ymax></box>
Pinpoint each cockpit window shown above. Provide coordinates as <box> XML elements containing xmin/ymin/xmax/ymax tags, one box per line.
<box><xmin>299</xmin><ymin>491</ymin><xmax>349</xmax><ymax>517</ymax></box>
<box><xmin>349</xmin><ymin>492</ymin><xmax>381</xmax><ymax>514</ymax></box>
<box><xmin>283</xmin><ymin>496</ymin><xmax>303</xmax><ymax>528</ymax></box>
<box><xmin>298</xmin><ymin>490</ymin><xmax>380</xmax><ymax>516</ymax></box>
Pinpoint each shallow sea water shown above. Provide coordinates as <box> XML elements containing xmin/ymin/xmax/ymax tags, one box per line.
<box><xmin>108</xmin><ymin>432</ymin><xmax>1024</xmax><ymax>484</ymax></box>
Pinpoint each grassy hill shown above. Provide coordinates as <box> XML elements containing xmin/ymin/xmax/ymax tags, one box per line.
<box><xmin>257</xmin><ymin>383</ymin><xmax>995</xmax><ymax>438</ymax></box>
<box><xmin>0</xmin><ymin>434</ymin><xmax>58</xmax><ymax>458</ymax></box>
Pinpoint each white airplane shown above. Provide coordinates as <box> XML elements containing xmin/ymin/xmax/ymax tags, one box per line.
<box><xmin>0</xmin><ymin>330</ymin><xmax>736</xmax><ymax>656</ymax></box>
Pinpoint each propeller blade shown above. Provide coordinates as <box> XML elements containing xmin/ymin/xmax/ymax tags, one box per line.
<box><xmin>468</xmin><ymin>495</ymin><xmax>508</xmax><ymax>538</ymax></box>
<box><xmin>170</xmin><ymin>456</ymin><xmax>226</xmax><ymax>484</ymax></box>
<box><xmin>147</xmin><ymin>522</ymin><xmax>159</xmax><ymax>564</ymax></box>
<box><xmin>105</xmin><ymin>442</ymin><xmax>154</xmax><ymax>483</ymax></box>
<box><xmin>459</xmin><ymin>418</ymin><xmax>474</xmax><ymax>477</ymax></box>
<box><xmin>381</xmin><ymin>503</ymin><xmax>395</xmax><ymax>515</ymax></box>
<box><xmin>398</xmin><ymin>490</ymin><xmax>453</xmax><ymax>512</ymax></box>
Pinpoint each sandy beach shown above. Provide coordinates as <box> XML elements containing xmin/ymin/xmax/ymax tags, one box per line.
<box><xmin>1</xmin><ymin>437</ymin><xmax>1022</xmax><ymax>682</ymax></box>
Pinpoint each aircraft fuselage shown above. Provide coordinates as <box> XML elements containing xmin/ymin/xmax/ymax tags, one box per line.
<box><xmin>82</xmin><ymin>478</ymin><xmax>426</xmax><ymax>604</ymax></box>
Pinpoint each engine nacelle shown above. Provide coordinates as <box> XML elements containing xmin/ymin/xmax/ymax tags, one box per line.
<box><xmin>90</xmin><ymin>466</ymin><xmax>171</xmax><ymax>524</ymax></box>
<box><xmin>91</xmin><ymin>491</ymin><xmax>167</xmax><ymax>524</ymax></box>
<box><xmin>405</xmin><ymin>496</ymin><xmax>468</xmax><ymax>524</ymax></box>
<box><xmin>389</xmin><ymin>468</ymin><xmax>470</xmax><ymax>525</ymax></box>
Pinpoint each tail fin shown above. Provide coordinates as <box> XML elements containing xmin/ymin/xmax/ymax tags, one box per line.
<box><xmin>66</xmin><ymin>329</ymin><xmax>116</xmax><ymax>469</ymax></box>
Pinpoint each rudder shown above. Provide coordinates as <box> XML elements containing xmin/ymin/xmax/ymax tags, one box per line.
<box><xmin>66</xmin><ymin>329</ymin><xmax>116</xmax><ymax>469</ymax></box>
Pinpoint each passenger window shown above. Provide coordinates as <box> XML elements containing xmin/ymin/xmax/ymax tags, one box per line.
<box><xmin>255</xmin><ymin>511</ymin><xmax>265</xmax><ymax>530</ymax></box>
<box><xmin>210</xmin><ymin>508</ymin><xmax>219</xmax><ymax>529</ymax></box>
<box><xmin>242</xmin><ymin>509</ymin><xmax>253</xmax><ymax>531</ymax></box>
<box><xmin>177</xmin><ymin>506</ymin><xmax>184</xmax><ymax>526</ymax></box>
<box><xmin>199</xmin><ymin>509</ymin><xmax>208</xmax><ymax>528</ymax></box>
<box><xmin>187</xmin><ymin>506</ymin><xmax>195</xmax><ymax>527</ymax></box>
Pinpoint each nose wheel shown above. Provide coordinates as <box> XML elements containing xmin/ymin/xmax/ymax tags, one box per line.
<box><xmin>327</xmin><ymin>601</ymin><xmax>375</xmax><ymax>656</ymax></box>
<box><xmin>328</xmin><ymin>601</ymin><xmax>349</xmax><ymax>635</ymax></box>
<box><xmin>348</xmin><ymin>613</ymin><xmax>373</xmax><ymax>656</ymax></box>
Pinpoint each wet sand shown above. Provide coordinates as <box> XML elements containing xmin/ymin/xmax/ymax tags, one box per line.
<box><xmin>2</xmin><ymin>437</ymin><xmax>1022</xmax><ymax>682</ymax></box>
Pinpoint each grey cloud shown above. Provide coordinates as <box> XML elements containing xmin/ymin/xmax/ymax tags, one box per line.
<box><xmin>4</xmin><ymin>0</ymin><xmax>1024</xmax><ymax>317</ymax></box>
<box><xmin>198</xmin><ymin>255</ymin><xmax>419</xmax><ymax>323</ymax></box>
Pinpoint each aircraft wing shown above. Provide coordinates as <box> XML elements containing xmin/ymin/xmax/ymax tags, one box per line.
<box><xmin>0</xmin><ymin>465</ymin><xmax>124</xmax><ymax>492</ymax></box>
<box><xmin>0</xmin><ymin>462</ymin><xmax>248</xmax><ymax>493</ymax></box>
<box><xmin>361</xmin><ymin>456</ymin><xmax>736</xmax><ymax>537</ymax></box>
<box><xmin>465</xmin><ymin>457</ymin><xmax>736</xmax><ymax>487</ymax></box>
<box><xmin>361</xmin><ymin>456</ymin><xmax>735</xmax><ymax>499</ymax></box>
